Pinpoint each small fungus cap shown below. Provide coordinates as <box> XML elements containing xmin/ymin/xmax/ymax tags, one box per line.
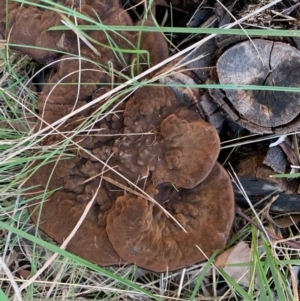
<box><xmin>152</xmin><ymin>109</ymin><xmax>220</xmax><ymax>188</ymax></box>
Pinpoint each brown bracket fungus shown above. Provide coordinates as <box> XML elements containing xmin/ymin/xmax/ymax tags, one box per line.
<box><xmin>152</xmin><ymin>109</ymin><xmax>220</xmax><ymax>188</ymax></box>
<box><xmin>131</xmin><ymin>20</ymin><xmax>169</xmax><ymax>76</ymax></box>
<box><xmin>26</xmin><ymin>85</ymin><xmax>235</xmax><ymax>272</ymax></box>
<box><xmin>212</xmin><ymin>39</ymin><xmax>300</xmax><ymax>134</ymax></box>
<box><xmin>4</xmin><ymin>0</ymin><xmax>134</xmax><ymax>66</ymax></box>
<box><xmin>3</xmin><ymin>0</ymin><xmax>170</xmax><ymax>147</ymax></box>
<box><xmin>114</xmin><ymin>86</ymin><xmax>220</xmax><ymax>188</ymax></box>
<box><xmin>7</xmin><ymin>0</ymin><xmax>235</xmax><ymax>272</ymax></box>
<box><xmin>106</xmin><ymin>162</ymin><xmax>235</xmax><ymax>272</ymax></box>
<box><xmin>27</xmin><ymin>157</ymin><xmax>125</xmax><ymax>266</ymax></box>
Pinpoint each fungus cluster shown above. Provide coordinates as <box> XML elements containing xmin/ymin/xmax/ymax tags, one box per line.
<box><xmin>3</xmin><ymin>0</ymin><xmax>235</xmax><ymax>271</ymax></box>
<box><xmin>27</xmin><ymin>86</ymin><xmax>235</xmax><ymax>272</ymax></box>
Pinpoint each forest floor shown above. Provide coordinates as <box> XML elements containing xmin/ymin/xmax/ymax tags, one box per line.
<box><xmin>1</xmin><ymin>0</ymin><xmax>300</xmax><ymax>300</ymax></box>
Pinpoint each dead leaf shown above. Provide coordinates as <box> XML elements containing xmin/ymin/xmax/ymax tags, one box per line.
<box><xmin>215</xmin><ymin>241</ymin><xmax>251</xmax><ymax>285</ymax></box>
<box><xmin>17</xmin><ymin>269</ymin><xmax>31</xmax><ymax>280</ymax></box>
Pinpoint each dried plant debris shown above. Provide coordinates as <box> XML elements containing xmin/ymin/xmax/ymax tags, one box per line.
<box><xmin>238</xmin><ymin>0</ymin><xmax>276</xmax><ymax>27</ymax></box>
<box><xmin>26</xmin><ymin>86</ymin><xmax>235</xmax><ymax>272</ymax></box>
<box><xmin>215</xmin><ymin>241</ymin><xmax>251</xmax><ymax>286</ymax></box>
<box><xmin>234</xmin><ymin>149</ymin><xmax>300</xmax><ymax>214</ymax></box>
<box><xmin>212</xmin><ymin>39</ymin><xmax>300</xmax><ymax>134</ymax></box>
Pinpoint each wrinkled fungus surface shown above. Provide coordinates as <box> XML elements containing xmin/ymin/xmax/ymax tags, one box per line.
<box><xmin>5</xmin><ymin>0</ymin><xmax>235</xmax><ymax>271</ymax></box>
<box><xmin>215</xmin><ymin>39</ymin><xmax>300</xmax><ymax>134</ymax></box>
<box><xmin>27</xmin><ymin>86</ymin><xmax>235</xmax><ymax>272</ymax></box>
<box><xmin>3</xmin><ymin>0</ymin><xmax>133</xmax><ymax>66</ymax></box>
<box><xmin>114</xmin><ymin>87</ymin><xmax>220</xmax><ymax>188</ymax></box>
<box><xmin>106</xmin><ymin>162</ymin><xmax>234</xmax><ymax>272</ymax></box>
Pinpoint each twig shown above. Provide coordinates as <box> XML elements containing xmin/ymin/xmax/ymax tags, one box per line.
<box><xmin>236</xmin><ymin>207</ymin><xmax>300</xmax><ymax>249</ymax></box>
<box><xmin>0</xmin><ymin>256</ymin><xmax>22</xmax><ymax>301</ymax></box>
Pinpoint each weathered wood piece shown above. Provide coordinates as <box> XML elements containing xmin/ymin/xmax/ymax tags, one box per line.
<box><xmin>213</xmin><ymin>39</ymin><xmax>300</xmax><ymax>134</ymax></box>
<box><xmin>234</xmin><ymin>150</ymin><xmax>300</xmax><ymax>214</ymax></box>
<box><xmin>263</xmin><ymin>146</ymin><xmax>287</xmax><ymax>174</ymax></box>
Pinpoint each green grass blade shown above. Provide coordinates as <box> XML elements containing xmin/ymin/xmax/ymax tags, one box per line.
<box><xmin>189</xmin><ymin>250</ymin><xmax>219</xmax><ymax>301</ymax></box>
<box><xmin>270</xmin><ymin>173</ymin><xmax>300</xmax><ymax>179</ymax></box>
<box><xmin>264</xmin><ymin>241</ymin><xmax>293</xmax><ymax>301</ymax></box>
<box><xmin>0</xmin><ymin>289</ymin><xmax>9</xmax><ymax>301</ymax></box>
<box><xmin>50</xmin><ymin>25</ymin><xmax>300</xmax><ymax>38</ymax></box>
<box><xmin>218</xmin><ymin>269</ymin><xmax>253</xmax><ymax>301</ymax></box>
